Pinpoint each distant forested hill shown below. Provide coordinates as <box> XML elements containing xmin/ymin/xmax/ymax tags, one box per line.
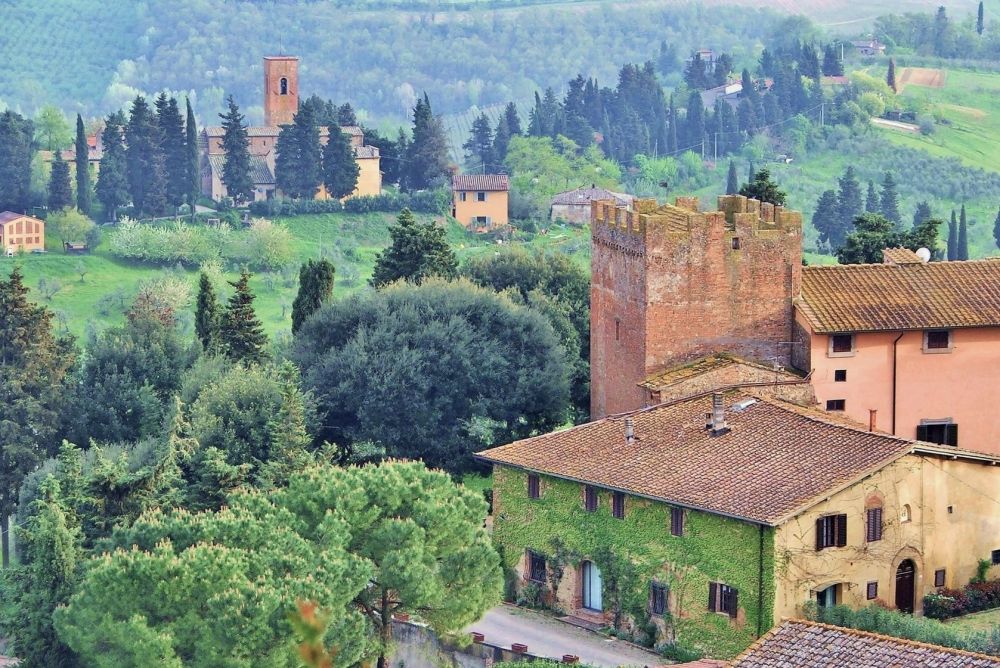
<box><xmin>0</xmin><ymin>0</ymin><xmax>784</xmax><ymax>125</ymax></box>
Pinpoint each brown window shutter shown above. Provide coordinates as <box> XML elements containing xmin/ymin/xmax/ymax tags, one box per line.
<box><xmin>873</xmin><ymin>508</ymin><xmax>883</xmax><ymax>541</ymax></box>
<box><xmin>708</xmin><ymin>582</ymin><xmax>717</xmax><ymax>611</ymax></box>
<box><xmin>916</xmin><ymin>424</ymin><xmax>929</xmax><ymax>441</ymax></box>
<box><xmin>946</xmin><ymin>424</ymin><xmax>958</xmax><ymax>446</ymax></box>
<box><xmin>816</xmin><ymin>517</ymin><xmax>825</xmax><ymax>550</ymax></box>
<box><xmin>836</xmin><ymin>514</ymin><xmax>848</xmax><ymax>547</ymax></box>
<box><xmin>728</xmin><ymin>589</ymin><xmax>739</xmax><ymax>619</ymax></box>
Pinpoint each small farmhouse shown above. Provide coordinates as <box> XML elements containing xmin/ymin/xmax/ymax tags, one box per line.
<box><xmin>452</xmin><ymin>174</ymin><xmax>509</xmax><ymax>231</ymax></box>
<box><xmin>0</xmin><ymin>212</ymin><xmax>45</xmax><ymax>254</ymax></box>
<box><xmin>478</xmin><ymin>392</ymin><xmax>1000</xmax><ymax>659</ymax></box>
<box><xmin>550</xmin><ymin>185</ymin><xmax>632</xmax><ymax>225</ymax></box>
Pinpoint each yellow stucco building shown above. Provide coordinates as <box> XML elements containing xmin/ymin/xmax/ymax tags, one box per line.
<box><xmin>451</xmin><ymin>174</ymin><xmax>509</xmax><ymax>231</ymax></box>
<box><xmin>0</xmin><ymin>212</ymin><xmax>45</xmax><ymax>254</ymax></box>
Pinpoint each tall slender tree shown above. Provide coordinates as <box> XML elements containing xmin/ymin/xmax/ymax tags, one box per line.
<box><xmin>74</xmin><ymin>114</ymin><xmax>91</xmax><ymax>215</ymax></box>
<box><xmin>812</xmin><ymin>189</ymin><xmax>841</xmax><ymax>249</ymax></box>
<box><xmin>684</xmin><ymin>91</ymin><xmax>705</xmax><ymax>151</ymax></box>
<box><xmin>322</xmin><ymin>127</ymin><xmax>360</xmax><ymax>200</ymax></box>
<box><xmin>405</xmin><ymin>93</ymin><xmax>450</xmax><ymax>191</ymax></box>
<box><xmin>978</xmin><ymin>1</ymin><xmax>985</xmax><ymax>35</ymax></box>
<box><xmin>504</xmin><ymin>101</ymin><xmax>522</xmax><ymax>137</ymax></box>
<box><xmin>958</xmin><ymin>204</ymin><xmax>969</xmax><ymax>260</ymax></box>
<box><xmin>947</xmin><ymin>209</ymin><xmax>958</xmax><ymax>261</ymax></box>
<box><xmin>887</xmin><ymin>58</ymin><xmax>897</xmax><ymax>93</ymax></box>
<box><xmin>879</xmin><ymin>172</ymin><xmax>902</xmax><ymax>228</ymax></box>
<box><xmin>156</xmin><ymin>94</ymin><xmax>188</xmax><ymax>213</ymax></box>
<box><xmin>95</xmin><ymin>112</ymin><xmax>129</xmax><ymax>221</ymax></box>
<box><xmin>185</xmin><ymin>99</ymin><xmax>200</xmax><ymax>214</ymax></box>
<box><xmin>220</xmin><ymin>270</ymin><xmax>269</xmax><ymax>364</ymax></box>
<box><xmin>726</xmin><ymin>160</ymin><xmax>738</xmax><ymax>195</ymax></box>
<box><xmin>992</xmin><ymin>206</ymin><xmax>1000</xmax><ymax>250</ymax></box>
<box><xmin>125</xmin><ymin>96</ymin><xmax>167</xmax><ymax>215</ymax></box>
<box><xmin>822</xmin><ymin>44</ymin><xmax>844</xmax><ymax>76</ymax></box>
<box><xmin>48</xmin><ymin>149</ymin><xmax>73</xmax><ymax>211</ymax></box>
<box><xmin>836</xmin><ymin>166</ymin><xmax>863</xmax><ymax>246</ymax></box>
<box><xmin>0</xmin><ymin>110</ymin><xmax>34</xmax><ymax>213</ymax></box>
<box><xmin>492</xmin><ymin>114</ymin><xmax>512</xmax><ymax>168</ymax></box>
<box><xmin>219</xmin><ymin>96</ymin><xmax>254</xmax><ymax>204</ymax></box>
<box><xmin>463</xmin><ymin>113</ymin><xmax>494</xmax><ymax>173</ymax></box>
<box><xmin>913</xmin><ymin>201</ymin><xmax>932</xmax><ymax>230</ymax></box>
<box><xmin>865</xmin><ymin>180</ymin><xmax>879</xmax><ymax>213</ymax></box>
<box><xmin>194</xmin><ymin>272</ymin><xmax>220</xmax><ymax>351</ymax></box>
<box><xmin>291</xmin><ymin>258</ymin><xmax>336</xmax><ymax>334</ymax></box>
<box><xmin>275</xmin><ymin>102</ymin><xmax>322</xmax><ymax>199</ymax></box>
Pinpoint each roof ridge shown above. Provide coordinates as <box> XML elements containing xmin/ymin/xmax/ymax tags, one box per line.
<box><xmin>782</xmin><ymin>619</ymin><xmax>1000</xmax><ymax>661</ymax></box>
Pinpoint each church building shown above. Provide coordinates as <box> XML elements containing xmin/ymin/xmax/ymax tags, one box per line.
<box><xmin>201</xmin><ymin>56</ymin><xmax>381</xmax><ymax>202</ymax></box>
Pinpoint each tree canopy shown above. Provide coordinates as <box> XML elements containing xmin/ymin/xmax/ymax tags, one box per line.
<box><xmin>370</xmin><ymin>209</ymin><xmax>457</xmax><ymax>288</ymax></box>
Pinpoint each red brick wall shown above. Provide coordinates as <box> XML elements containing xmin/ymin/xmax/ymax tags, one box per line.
<box><xmin>264</xmin><ymin>57</ymin><xmax>299</xmax><ymax>127</ymax></box>
<box><xmin>590</xmin><ymin>196</ymin><xmax>802</xmax><ymax>418</ymax></box>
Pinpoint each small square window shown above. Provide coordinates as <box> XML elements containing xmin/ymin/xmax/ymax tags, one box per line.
<box><xmin>816</xmin><ymin>514</ymin><xmax>847</xmax><ymax>550</ymax></box>
<box><xmin>831</xmin><ymin>334</ymin><xmax>854</xmax><ymax>354</ymax></box>
<box><xmin>612</xmin><ymin>491</ymin><xmax>625</xmax><ymax>519</ymax></box>
<box><xmin>992</xmin><ymin>549</ymin><xmax>1000</xmax><ymax>565</ymax></box>
<box><xmin>527</xmin><ymin>550</ymin><xmax>546</xmax><ymax>583</ymax></box>
<box><xmin>826</xmin><ymin>399</ymin><xmax>845</xmax><ymax>411</ymax></box>
<box><xmin>527</xmin><ymin>474</ymin><xmax>540</xmax><ymax>499</ymax></box>
<box><xmin>935</xmin><ymin>569</ymin><xmax>946</xmax><ymax>587</ymax></box>
<box><xmin>709</xmin><ymin>582</ymin><xmax>738</xmax><ymax>618</ymax></box>
<box><xmin>584</xmin><ymin>485</ymin><xmax>598</xmax><ymax>512</ymax></box>
<box><xmin>834</xmin><ymin>369</ymin><xmax>847</xmax><ymax>382</ymax></box>
<box><xmin>866</xmin><ymin>581</ymin><xmax>878</xmax><ymax>600</ymax></box>
<box><xmin>477</xmin><ymin>191</ymin><xmax>486</xmax><ymax>202</ymax></box>
<box><xmin>925</xmin><ymin>329</ymin><xmax>951</xmax><ymax>350</ymax></box>
<box><xmin>731</xmin><ymin>237</ymin><xmax>741</xmax><ymax>250</ymax></box>
<box><xmin>460</xmin><ymin>192</ymin><xmax>467</xmax><ymax>202</ymax></box>
<box><xmin>670</xmin><ymin>507</ymin><xmax>684</xmax><ymax>537</ymax></box>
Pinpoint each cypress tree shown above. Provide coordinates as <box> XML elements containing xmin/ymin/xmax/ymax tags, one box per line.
<box><xmin>836</xmin><ymin>166</ymin><xmax>863</xmax><ymax>246</ymax></box>
<box><xmin>405</xmin><ymin>93</ymin><xmax>450</xmax><ymax>190</ymax></box>
<box><xmin>220</xmin><ymin>270</ymin><xmax>268</xmax><ymax>364</ymax></box>
<box><xmin>291</xmin><ymin>258</ymin><xmax>336</xmax><ymax>334</ymax></box>
<box><xmin>219</xmin><ymin>96</ymin><xmax>254</xmax><ymax>204</ymax></box>
<box><xmin>504</xmin><ymin>101</ymin><xmax>522</xmax><ymax>136</ymax></box>
<box><xmin>185</xmin><ymin>99</ymin><xmax>200</xmax><ymax>213</ymax></box>
<box><xmin>822</xmin><ymin>44</ymin><xmax>843</xmax><ymax>76</ymax></box>
<box><xmin>947</xmin><ymin>210</ymin><xmax>958</xmax><ymax>261</ymax></box>
<box><xmin>371</xmin><ymin>209</ymin><xmax>458</xmax><ymax>288</ymax></box>
<box><xmin>276</xmin><ymin>102</ymin><xmax>322</xmax><ymax>199</ymax></box>
<box><xmin>668</xmin><ymin>94</ymin><xmax>678</xmax><ymax>154</ymax></box>
<box><xmin>47</xmin><ymin>149</ymin><xmax>73</xmax><ymax>211</ymax></box>
<box><xmin>812</xmin><ymin>189</ymin><xmax>841</xmax><ymax>249</ymax></box>
<box><xmin>865</xmin><ymin>181</ymin><xmax>879</xmax><ymax>213</ymax></box>
<box><xmin>463</xmin><ymin>113</ymin><xmax>494</xmax><ymax>173</ymax></box>
<box><xmin>685</xmin><ymin>90</ymin><xmax>705</xmax><ymax>152</ymax></box>
<box><xmin>992</xmin><ymin>206</ymin><xmax>1000</xmax><ymax>250</ymax></box>
<box><xmin>322</xmin><ymin>127</ymin><xmax>360</xmax><ymax>200</ymax></box>
<box><xmin>125</xmin><ymin>96</ymin><xmax>167</xmax><ymax>215</ymax></box>
<box><xmin>95</xmin><ymin>112</ymin><xmax>129</xmax><ymax>222</ymax></box>
<box><xmin>879</xmin><ymin>172</ymin><xmax>902</xmax><ymax>228</ymax></box>
<box><xmin>726</xmin><ymin>160</ymin><xmax>738</xmax><ymax>195</ymax></box>
<box><xmin>156</xmin><ymin>94</ymin><xmax>188</xmax><ymax>212</ymax></box>
<box><xmin>887</xmin><ymin>59</ymin><xmax>897</xmax><ymax>93</ymax></box>
<box><xmin>0</xmin><ymin>110</ymin><xmax>34</xmax><ymax>213</ymax></box>
<box><xmin>74</xmin><ymin>114</ymin><xmax>91</xmax><ymax>214</ymax></box>
<box><xmin>337</xmin><ymin>103</ymin><xmax>358</xmax><ymax>126</ymax></box>
<box><xmin>739</xmin><ymin>168</ymin><xmax>786</xmax><ymax>206</ymax></box>
<box><xmin>978</xmin><ymin>1</ymin><xmax>985</xmax><ymax>35</ymax></box>
<box><xmin>958</xmin><ymin>204</ymin><xmax>969</xmax><ymax>261</ymax></box>
<box><xmin>748</xmin><ymin>160</ymin><xmax>756</xmax><ymax>185</ymax></box>
<box><xmin>913</xmin><ymin>201</ymin><xmax>932</xmax><ymax>229</ymax></box>
<box><xmin>194</xmin><ymin>272</ymin><xmax>220</xmax><ymax>351</ymax></box>
<box><xmin>492</xmin><ymin>114</ymin><xmax>512</xmax><ymax>168</ymax></box>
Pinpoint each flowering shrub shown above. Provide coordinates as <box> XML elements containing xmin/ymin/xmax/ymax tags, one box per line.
<box><xmin>924</xmin><ymin>580</ymin><xmax>1000</xmax><ymax>620</ymax></box>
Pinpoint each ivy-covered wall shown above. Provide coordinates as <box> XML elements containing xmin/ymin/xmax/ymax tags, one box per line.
<box><xmin>492</xmin><ymin>465</ymin><xmax>775</xmax><ymax>660</ymax></box>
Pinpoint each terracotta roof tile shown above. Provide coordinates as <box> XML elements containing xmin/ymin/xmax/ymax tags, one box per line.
<box><xmin>354</xmin><ymin>145</ymin><xmax>380</xmax><ymax>159</ymax></box>
<box><xmin>641</xmin><ymin>354</ymin><xmax>803</xmax><ymax>391</ymax></box>
<box><xmin>204</xmin><ymin>125</ymin><xmax>363</xmax><ymax>138</ymax></box>
<box><xmin>207</xmin><ymin>155</ymin><xmax>275</xmax><ymax>185</ymax></box>
<box><xmin>882</xmin><ymin>247</ymin><xmax>924</xmax><ymax>264</ymax></box>
<box><xmin>551</xmin><ymin>186</ymin><xmax>632</xmax><ymax>206</ymax></box>
<box><xmin>453</xmin><ymin>174</ymin><xmax>509</xmax><ymax>191</ymax></box>
<box><xmin>477</xmin><ymin>394</ymin><xmax>914</xmax><ymax>525</ymax></box>
<box><xmin>799</xmin><ymin>258</ymin><xmax>1000</xmax><ymax>333</ymax></box>
<box><xmin>0</xmin><ymin>212</ymin><xmax>32</xmax><ymax>225</ymax></box>
<box><xmin>732</xmin><ymin>620</ymin><xmax>1000</xmax><ymax>667</ymax></box>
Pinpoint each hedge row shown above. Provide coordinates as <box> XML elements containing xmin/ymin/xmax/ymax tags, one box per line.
<box><xmin>924</xmin><ymin>580</ymin><xmax>1000</xmax><ymax>621</ymax></box>
<box><xmin>248</xmin><ymin>189</ymin><xmax>450</xmax><ymax>217</ymax></box>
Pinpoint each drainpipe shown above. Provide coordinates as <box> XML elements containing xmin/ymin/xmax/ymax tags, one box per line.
<box><xmin>891</xmin><ymin>332</ymin><xmax>904</xmax><ymax>435</ymax></box>
<box><xmin>757</xmin><ymin>525</ymin><xmax>765</xmax><ymax>638</ymax></box>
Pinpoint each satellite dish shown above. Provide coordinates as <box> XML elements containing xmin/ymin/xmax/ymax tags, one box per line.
<box><xmin>916</xmin><ymin>247</ymin><xmax>931</xmax><ymax>263</ymax></box>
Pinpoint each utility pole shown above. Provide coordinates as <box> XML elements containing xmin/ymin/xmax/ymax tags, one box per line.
<box><xmin>820</xmin><ymin>102</ymin><xmax>824</xmax><ymax>127</ymax></box>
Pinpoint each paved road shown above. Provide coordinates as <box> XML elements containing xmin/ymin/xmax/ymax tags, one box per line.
<box><xmin>464</xmin><ymin>606</ymin><xmax>664</xmax><ymax>667</ymax></box>
<box><xmin>871</xmin><ymin>117</ymin><xmax>920</xmax><ymax>133</ymax></box>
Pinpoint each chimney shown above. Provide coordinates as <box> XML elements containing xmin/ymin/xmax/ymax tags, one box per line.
<box><xmin>625</xmin><ymin>417</ymin><xmax>636</xmax><ymax>446</ymax></box>
<box><xmin>710</xmin><ymin>393</ymin><xmax>730</xmax><ymax>436</ymax></box>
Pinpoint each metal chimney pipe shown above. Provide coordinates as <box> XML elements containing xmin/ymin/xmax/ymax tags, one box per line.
<box><xmin>711</xmin><ymin>393</ymin><xmax>729</xmax><ymax>436</ymax></box>
<box><xmin>625</xmin><ymin>417</ymin><xmax>635</xmax><ymax>446</ymax></box>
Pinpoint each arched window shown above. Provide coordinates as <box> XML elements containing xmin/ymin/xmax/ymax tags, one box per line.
<box><xmin>280</xmin><ymin>77</ymin><xmax>288</xmax><ymax>95</ymax></box>
<box><xmin>900</xmin><ymin>504</ymin><xmax>911</xmax><ymax>523</ymax></box>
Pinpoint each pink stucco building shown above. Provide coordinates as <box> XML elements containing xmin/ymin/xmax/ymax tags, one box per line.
<box><xmin>795</xmin><ymin>250</ymin><xmax>1000</xmax><ymax>455</ymax></box>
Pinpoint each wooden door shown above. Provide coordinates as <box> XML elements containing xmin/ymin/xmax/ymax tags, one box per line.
<box><xmin>895</xmin><ymin>559</ymin><xmax>916</xmax><ymax>613</ymax></box>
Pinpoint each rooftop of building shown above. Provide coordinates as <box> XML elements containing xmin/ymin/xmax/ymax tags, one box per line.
<box><xmin>354</xmin><ymin>145</ymin><xmax>380</xmax><ymax>159</ymax></box>
<box><xmin>453</xmin><ymin>174</ymin><xmax>510</xmax><ymax>192</ymax></box>
<box><xmin>551</xmin><ymin>185</ymin><xmax>632</xmax><ymax>206</ymax></box>
<box><xmin>0</xmin><ymin>211</ymin><xmax>41</xmax><ymax>225</ymax></box>
<box><xmin>592</xmin><ymin>194</ymin><xmax>802</xmax><ymax>237</ymax></box>
<box><xmin>799</xmin><ymin>257</ymin><xmax>1000</xmax><ymax>333</ymax></box>
<box><xmin>640</xmin><ymin>353</ymin><xmax>804</xmax><ymax>391</ymax></box>
<box><xmin>477</xmin><ymin>392</ymin><xmax>1000</xmax><ymax>525</ymax></box>
<box><xmin>207</xmin><ymin>155</ymin><xmax>275</xmax><ymax>185</ymax></box>
<box><xmin>732</xmin><ymin>619</ymin><xmax>1000</xmax><ymax>667</ymax></box>
<box><xmin>881</xmin><ymin>247</ymin><xmax>925</xmax><ymax>265</ymax></box>
<box><xmin>203</xmin><ymin>125</ymin><xmax>363</xmax><ymax>138</ymax></box>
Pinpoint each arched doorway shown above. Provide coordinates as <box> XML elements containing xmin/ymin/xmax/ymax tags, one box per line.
<box><xmin>895</xmin><ymin>559</ymin><xmax>916</xmax><ymax>613</ymax></box>
<box><xmin>581</xmin><ymin>561</ymin><xmax>603</xmax><ymax>612</ymax></box>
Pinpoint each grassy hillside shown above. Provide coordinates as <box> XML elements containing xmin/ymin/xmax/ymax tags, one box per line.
<box><xmin>874</xmin><ymin>68</ymin><xmax>1000</xmax><ymax>174</ymax></box>
<box><xmin>5</xmin><ymin>212</ymin><xmax>590</xmax><ymax>341</ymax></box>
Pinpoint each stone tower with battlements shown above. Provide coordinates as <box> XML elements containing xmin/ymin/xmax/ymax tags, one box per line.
<box><xmin>263</xmin><ymin>56</ymin><xmax>299</xmax><ymax>126</ymax></box>
<box><xmin>590</xmin><ymin>195</ymin><xmax>803</xmax><ymax>418</ymax></box>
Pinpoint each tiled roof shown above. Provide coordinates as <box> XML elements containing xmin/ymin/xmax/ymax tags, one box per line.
<box><xmin>798</xmin><ymin>258</ymin><xmax>1000</xmax><ymax>333</ymax></box>
<box><xmin>551</xmin><ymin>186</ymin><xmax>632</xmax><ymax>206</ymax></box>
<box><xmin>477</xmin><ymin>394</ymin><xmax>916</xmax><ymax>525</ymax></box>
<box><xmin>354</xmin><ymin>145</ymin><xmax>380</xmax><ymax>159</ymax></box>
<box><xmin>207</xmin><ymin>155</ymin><xmax>275</xmax><ymax>185</ymax></box>
<box><xmin>732</xmin><ymin>620</ymin><xmax>1000</xmax><ymax>668</ymax></box>
<box><xmin>453</xmin><ymin>174</ymin><xmax>509</xmax><ymax>191</ymax></box>
<box><xmin>0</xmin><ymin>211</ymin><xmax>37</xmax><ymax>225</ymax></box>
<box><xmin>641</xmin><ymin>354</ymin><xmax>803</xmax><ymax>391</ymax></box>
<box><xmin>882</xmin><ymin>247</ymin><xmax>923</xmax><ymax>264</ymax></box>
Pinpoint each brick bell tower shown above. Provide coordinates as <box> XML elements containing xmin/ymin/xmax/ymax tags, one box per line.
<box><xmin>589</xmin><ymin>195</ymin><xmax>803</xmax><ymax>418</ymax></box>
<box><xmin>263</xmin><ymin>56</ymin><xmax>299</xmax><ymax>126</ymax></box>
